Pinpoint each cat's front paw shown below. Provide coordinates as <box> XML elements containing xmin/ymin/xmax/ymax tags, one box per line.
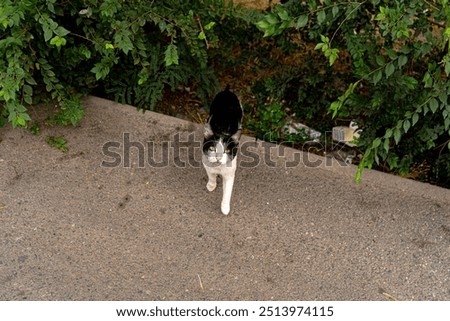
<box><xmin>206</xmin><ymin>181</ymin><xmax>216</xmax><ymax>192</ymax></box>
<box><xmin>221</xmin><ymin>203</ymin><xmax>230</xmax><ymax>215</ymax></box>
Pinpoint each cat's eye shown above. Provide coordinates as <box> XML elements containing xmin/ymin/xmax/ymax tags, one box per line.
<box><xmin>225</xmin><ymin>149</ymin><xmax>230</xmax><ymax>153</ymax></box>
<box><xmin>208</xmin><ymin>146</ymin><xmax>215</xmax><ymax>152</ymax></box>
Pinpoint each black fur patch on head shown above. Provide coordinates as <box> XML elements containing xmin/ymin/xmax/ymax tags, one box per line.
<box><xmin>208</xmin><ymin>86</ymin><xmax>243</xmax><ymax>136</ymax></box>
<box><xmin>224</xmin><ymin>136</ymin><xmax>240</xmax><ymax>158</ymax></box>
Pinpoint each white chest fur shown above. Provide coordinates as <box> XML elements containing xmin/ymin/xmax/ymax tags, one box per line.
<box><xmin>202</xmin><ymin>155</ymin><xmax>237</xmax><ymax>215</ymax></box>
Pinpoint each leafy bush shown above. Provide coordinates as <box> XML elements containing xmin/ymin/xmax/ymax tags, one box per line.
<box><xmin>247</xmin><ymin>100</ymin><xmax>288</xmax><ymax>141</ymax></box>
<box><xmin>246</xmin><ymin>92</ymin><xmax>313</xmax><ymax>145</ymax></box>
<box><xmin>0</xmin><ymin>0</ymin><xmax>254</xmax><ymax>127</ymax></box>
<box><xmin>256</xmin><ymin>0</ymin><xmax>450</xmax><ymax>186</ymax></box>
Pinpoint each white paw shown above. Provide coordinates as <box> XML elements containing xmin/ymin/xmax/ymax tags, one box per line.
<box><xmin>206</xmin><ymin>181</ymin><xmax>216</xmax><ymax>192</ymax></box>
<box><xmin>221</xmin><ymin>204</ymin><xmax>230</xmax><ymax>215</ymax></box>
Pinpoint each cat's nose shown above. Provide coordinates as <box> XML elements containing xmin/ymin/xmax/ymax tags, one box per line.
<box><xmin>215</xmin><ymin>153</ymin><xmax>223</xmax><ymax>161</ymax></box>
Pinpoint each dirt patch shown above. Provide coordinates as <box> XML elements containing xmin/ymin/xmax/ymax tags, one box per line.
<box><xmin>233</xmin><ymin>0</ymin><xmax>280</xmax><ymax>10</ymax></box>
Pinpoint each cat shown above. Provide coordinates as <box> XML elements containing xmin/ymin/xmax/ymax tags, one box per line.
<box><xmin>202</xmin><ymin>85</ymin><xmax>243</xmax><ymax>215</ymax></box>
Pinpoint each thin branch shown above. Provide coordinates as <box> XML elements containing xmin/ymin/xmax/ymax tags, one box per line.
<box><xmin>330</xmin><ymin>1</ymin><xmax>368</xmax><ymax>46</ymax></box>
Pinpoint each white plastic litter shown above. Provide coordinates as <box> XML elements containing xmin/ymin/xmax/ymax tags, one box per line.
<box><xmin>283</xmin><ymin>120</ymin><xmax>322</xmax><ymax>142</ymax></box>
<box><xmin>332</xmin><ymin>121</ymin><xmax>361</xmax><ymax>147</ymax></box>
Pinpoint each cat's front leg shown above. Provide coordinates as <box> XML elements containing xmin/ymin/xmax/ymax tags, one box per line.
<box><xmin>221</xmin><ymin>174</ymin><xmax>235</xmax><ymax>215</ymax></box>
<box><xmin>205</xmin><ymin>169</ymin><xmax>217</xmax><ymax>192</ymax></box>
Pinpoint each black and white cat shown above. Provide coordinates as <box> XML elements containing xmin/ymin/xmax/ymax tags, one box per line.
<box><xmin>202</xmin><ymin>86</ymin><xmax>243</xmax><ymax>215</ymax></box>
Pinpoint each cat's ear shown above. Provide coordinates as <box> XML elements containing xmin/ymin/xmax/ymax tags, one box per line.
<box><xmin>231</xmin><ymin>129</ymin><xmax>242</xmax><ymax>142</ymax></box>
<box><xmin>204</xmin><ymin>122</ymin><xmax>214</xmax><ymax>138</ymax></box>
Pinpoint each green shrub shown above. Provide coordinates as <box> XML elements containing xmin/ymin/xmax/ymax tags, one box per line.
<box><xmin>256</xmin><ymin>0</ymin><xmax>450</xmax><ymax>185</ymax></box>
<box><xmin>247</xmin><ymin>101</ymin><xmax>288</xmax><ymax>141</ymax></box>
<box><xmin>0</xmin><ymin>0</ymin><xmax>254</xmax><ymax>127</ymax></box>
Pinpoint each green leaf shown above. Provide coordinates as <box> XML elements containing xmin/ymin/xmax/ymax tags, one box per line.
<box><xmin>47</xmin><ymin>2</ymin><xmax>55</xmax><ymax>14</ymax></box>
<box><xmin>91</xmin><ymin>61</ymin><xmax>110</xmax><ymax>80</ymax></box>
<box><xmin>384</xmin><ymin>128</ymin><xmax>393</xmax><ymax>138</ymax></box>
<box><xmin>164</xmin><ymin>44</ymin><xmax>179</xmax><ymax>66</ymax></box>
<box><xmin>100</xmin><ymin>0</ymin><xmax>121</xmax><ymax>17</ymax></box>
<box><xmin>317</xmin><ymin>10</ymin><xmax>326</xmax><ymax>25</ymax></box>
<box><xmin>80</xmin><ymin>47</ymin><xmax>91</xmax><ymax>59</ymax></box>
<box><xmin>423</xmin><ymin>72</ymin><xmax>433</xmax><ymax>88</ymax></box>
<box><xmin>375</xmin><ymin>55</ymin><xmax>385</xmax><ymax>66</ymax></box>
<box><xmin>374</xmin><ymin>152</ymin><xmax>380</xmax><ymax>165</ymax></box>
<box><xmin>372</xmin><ymin>138</ymin><xmax>382</xmax><ymax>148</ymax></box>
<box><xmin>296</xmin><ymin>15</ymin><xmax>308</xmax><ymax>29</ymax></box>
<box><xmin>375</xmin><ymin>6</ymin><xmax>386</xmax><ymax>20</ymax></box>
<box><xmin>373</xmin><ymin>70</ymin><xmax>382</xmax><ymax>84</ymax></box>
<box><xmin>8</xmin><ymin>112</ymin><xmax>17</xmax><ymax>128</ymax></box>
<box><xmin>385</xmin><ymin>62</ymin><xmax>395</xmax><ymax>78</ymax></box>
<box><xmin>205</xmin><ymin>21</ymin><xmax>215</xmax><ymax>30</ymax></box>
<box><xmin>444</xmin><ymin>115</ymin><xmax>450</xmax><ymax>130</ymax></box>
<box><xmin>54</xmin><ymin>26</ymin><xmax>70</xmax><ymax>37</ymax></box>
<box><xmin>439</xmin><ymin>91</ymin><xmax>448</xmax><ymax>105</ymax></box>
<box><xmin>403</xmin><ymin>119</ymin><xmax>410</xmax><ymax>133</ymax></box>
<box><xmin>256</xmin><ymin>20</ymin><xmax>273</xmax><ymax>36</ymax></box>
<box><xmin>256</xmin><ymin>19</ymin><xmax>268</xmax><ymax>28</ymax></box>
<box><xmin>114</xmin><ymin>33</ymin><xmax>133</xmax><ymax>54</ymax></box>
<box><xmin>26</xmin><ymin>77</ymin><xmax>37</xmax><ymax>86</ymax></box>
<box><xmin>43</xmin><ymin>24</ymin><xmax>53</xmax><ymax>42</ymax></box>
<box><xmin>393</xmin><ymin>128</ymin><xmax>401</xmax><ymax>144</ymax></box>
<box><xmin>16</xmin><ymin>116</ymin><xmax>26</xmax><ymax>127</ymax></box>
<box><xmin>445</xmin><ymin>59</ymin><xmax>450</xmax><ymax>76</ymax></box>
<box><xmin>397</xmin><ymin>55</ymin><xmax>408</xmax><ymax>68</ymax></box>
<box><xmin>383</xmin><ymin>138</ymin><xmax>390</xmax><ymax>152</ymax></box>
<box><xmin>330</xmin><ymin>101</ymin><xmax>341</xmax><ymax>118</ymax></box>
<box><xmin>276</xmin><ymin>7</ymin><xmax>290</xmax><ymax>21</ymax></box>
<box><xmin>400</xmin><ymin>45</ymin><xmax>411</xmax><ymax>54</ymax></box>
<box><xmin>266</xmin><ymin>13</ymin><xmax>278</xmax><ymax>25</ymax></box>
<box><xmin>329</xmin><ymin>49</ymin><xmax>339</xmax><ymax>66</ymax></box>
<box><xmin>386</xmin><ymin>49</ymin><xmax>397</xmax><ymax>60</ymax></box>
<box><xmin>404</xmin><ymin>76</ymin><xmax>418</xmax><ymax>90</ymax></box>
<box><xmin>24</xmin><ymin>95</ymin><xmax>32</xmax><ymax>105</ymax></box>
<box><xmin>23</xmin><ymin>85</ymin><xmax>32</xmax><ymax>95</ymax></box>
<box><xmin>320</xmin><ymin>34</ymin><xmax>329</xmax><ymax>44</ymax></box>
<box><xmin>375</xmin><ymin>12</ymin><xmax>385</xmax><ymax>21</ymax></box>
<box><xmin>198</xmin><ymin>31</ymin><xmax>206</xmax><ymax>40</ymax></box>
<box><xmin>412</xmin><ymin>113</ymin><xmax>419</xmax><ymax>126</ymax></box>
<box><xmin>314</xmin><ymin>43</ymin><xmax>326</xmax><ymax>51</ymax></box>
<box><xmin>332</xmin><ymin>5</ymin><xmax>339</xmax><ymax>17</ymax></box>
<box><xmin>46</xmin><ymin>136</ymin><xmax>68</xmax><ymax>152</ymax></box>
<box><xmin>262</xmin><ymin>25</ymin><xmax>276</xmax><ymax>37</ymax></box>
<box><xmin>50</xmin><ymin>36</ymin><xmax>66</xmax><ymax>47</ymax></box>
<box><xmin>429</xmin><ymin>98</ymin><xmax>439</xmax><ymax>113</ymax></box>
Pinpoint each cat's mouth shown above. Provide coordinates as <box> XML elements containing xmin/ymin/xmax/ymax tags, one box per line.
<box><xmin>207</xmin><ymin>154</ymin><xmax>227</xmax><ymax>163</ymax></box>
<box><xmin>203</xmin><ymin>152</ymin><xmax>232</xmax><ymax>165</ymax></box>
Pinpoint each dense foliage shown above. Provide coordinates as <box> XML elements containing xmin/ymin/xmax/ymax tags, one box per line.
<box><xmin>1</xmin><ymin>0</ymin><xmax>449</xmax><ymax>187</ymax></box>
<box><xmin>0</xmin><ymin>0</ymin><xmax>254</xmax><ymax>126</ymax></box>
<box><xmin>256</xmin><ymin>0</ymin><xmax>450</xmax><ymax>186</ymax></box>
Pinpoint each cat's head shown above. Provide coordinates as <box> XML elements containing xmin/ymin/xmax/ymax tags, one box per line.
<box><xmin>203</xmin><ymin>124</ymin><xmax>240</xmax><ymax>165</ymax></box>
<box><xmin>202</xmin><ymin>86</ymin><xmax>243</xmax><ymax>165</ymax></box>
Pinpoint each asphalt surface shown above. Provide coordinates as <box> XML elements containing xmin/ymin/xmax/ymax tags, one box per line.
<box><xmin>0</xmin><ymin>96</ymin><xmax>449</xmax><ymax>300</ymax></box>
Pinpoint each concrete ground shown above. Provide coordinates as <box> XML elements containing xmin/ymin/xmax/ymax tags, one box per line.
<box><xmin>0</xmin><ymin>96</ymin><xmax>449</xmax><ymax>300</ymax></box>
